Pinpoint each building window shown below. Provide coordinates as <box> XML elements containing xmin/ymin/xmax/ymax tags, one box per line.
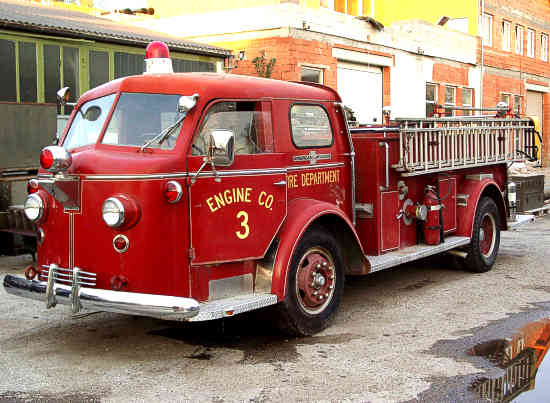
<box><xmin>481</xmin><ymin>13</ymin><xmax>492</xmax><ymax>46</ymax></box>
<box><xmin>90</xmin><ymin>50</ymin><xmax>110</xmax><ymax>89</ymax></box>
<box><xmin>515</xmin><ymin>26</ymin><xmax>524</xmax><ymax>55</ymax></box>
<box><xmin>426</xmin><ymin>83</ymin><xmax>437</xmax><ymax>117</ymax></box>
<box><xmin>172</xmin><ymin>58</ymin><xmax>215</xmax><ymax>73</ymax></box>
<box><xmin>513</xmin><ymin>95</ymin><xmax>522</xmax><ymax>114</ymax></box>
<box><xmin>445</xmin><ymin>86</ymin><xmax>456</xmax><ymax>117</ymax></box>
<box><xmin>502</xmin><ymin>21</ymin><xmax>511</xmax><ymax>51</ymax></box>
<box><xmin>301</xmin><ymin>66</ymin><xmax>323</xmax><ymax>84</ymax></box>
<box><xmin>541</xmin><ymin>33</ymin><xmax>548</xmax><ymax>61</ymax></box>
<box><xmin>462</xmin><ymin>88</ymin><xmax>473</xmax><ymax>116</ymax></box>
<box><xmin>290</xmin><ymin>104</ymin><xmax>333</xmax><ymax>148</ymax></box>
<box><xmin>114</xmin><ymin>52</ymin><xmax>144</xmax><ymax>79</ymax></box>
<box><xmin>43</xmin><ymin>44</ymin><xmax>60</xmax><ymax>104</ymax></box>
<box><xmin>19</xmin><ymin>42</ymin><xmax>37</xmax><ymax>103</ymax></box>
<box><xmin>0</xmin><ymin>39</ymin><xmax>17</xmax><ymax>102</ymax></box>
<box><xmin>501</xmin><ymin>93</ymin><xmax>511</xmax><ymax>110</ymax></box>
<box><xmin>527</xmin><ymin>29</ymin><xmax>535</xmax><ymax>58</ymax></box>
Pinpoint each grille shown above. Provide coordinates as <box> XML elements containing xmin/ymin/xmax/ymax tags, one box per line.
<box><xmin>40</xmin><ymin>265</ymin><xmax>97</xmax><ymax>287</ymax></box>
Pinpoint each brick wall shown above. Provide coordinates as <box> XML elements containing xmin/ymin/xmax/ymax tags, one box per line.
<box><xmin>483</xmin><ymin>0</ymin><xmax>550</xmax><ymax>165</ymax></box>
<box><xmin>222</xmin><ymin>37</ymin><xmax>338</xmax><ymax>88</ymax></box>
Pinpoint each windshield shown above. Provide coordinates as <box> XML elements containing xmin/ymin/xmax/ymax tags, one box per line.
<box><xmin>63</xmin><ymin>94</ymin><xmax>116</xmax><ymax>150</ymax></box>
<box><xmin>102</xmin><ymin>93</ymin><xmax>183</xmax><ymax>149</ymax></box>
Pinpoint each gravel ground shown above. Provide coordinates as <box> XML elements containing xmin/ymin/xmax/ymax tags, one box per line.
<box><xmin>1</xmin><ymin>216</ymin><xmax>549</xmax><ymax>402</ymax></box>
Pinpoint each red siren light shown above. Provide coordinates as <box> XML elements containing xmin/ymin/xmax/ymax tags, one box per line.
<box><xmin>144</xmin><ymin>41</ymin><xmax>173</xmax><ymax>74</ymax></box>
<box><xmin>146</xmin><ymin>41</ymin><xmax>170</xmax><ymax>60</ymax></box>
<box><xmin>40</xmin><ymin>149</ymin><xmax>54</xmax><ymax>170</ymax></box>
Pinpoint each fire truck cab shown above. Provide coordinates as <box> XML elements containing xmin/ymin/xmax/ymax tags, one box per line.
<box><xmin>4</xmin><ymin>42</ymin><xmax>536</xmax><ymax>336</ymax></box>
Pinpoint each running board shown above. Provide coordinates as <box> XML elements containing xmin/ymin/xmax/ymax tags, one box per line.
<box><xmin>188</xmin><ymin>293</ymin><xmax>278</xmax><ymax>322</ymax></box>
<box><xmin>366</xmin><ymin>236</ymin><xmax>471</xmax><ymax>273</ymax></box>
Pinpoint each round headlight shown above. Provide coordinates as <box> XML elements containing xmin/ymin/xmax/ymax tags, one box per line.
<box><xmin>102</xmin><ymin>197</ymin><xmax>125</xmax><ymax>228</ymax></box>
<box><xmin>24</xmin><ymin>193</ymin><xmax>45</xmax><ymax>222</ymax></box>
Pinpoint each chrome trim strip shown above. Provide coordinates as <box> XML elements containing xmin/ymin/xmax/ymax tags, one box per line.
<box><xmin>3</xmin><ymin>274</ymin><xmax>200</xmax><ymax>321</ymax></box>
<box><xmin>85</xmin><ymin>165</ymin><xmax>345</xmax><ymax>180</ymax></box>
<box><xmin>85</xmin><ymin>173</ymin><xmax>190</xmax><ymax>180</ymax></box>
<box><xmin>69</xmin><ymin>214</ymin><xmax>74</xmax><ymax>269</ymax></box>
<box><xmin>286</xmin><ymin>162</ymin><xmax>344</xmax><ymax>172</ymax></box>
<box><xmin>337</xmin><ymin>102</ymin><xmax>356</xmax><ymax>226</ymax></box>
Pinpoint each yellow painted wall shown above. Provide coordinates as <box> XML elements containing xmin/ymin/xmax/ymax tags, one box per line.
<box><xmin>148</xmin><ymin>0</ymin><xmax>479</xmax><ymax>26</ymax></box>
<box><xmin>147</xmin><ymin>0</ymin><xmax>279</xmax><ymax>18</ymax></box>
<box><xmin>372</xmin><ymin>0</ymin><xmax>479</xmax><ymax>36</ymax></box>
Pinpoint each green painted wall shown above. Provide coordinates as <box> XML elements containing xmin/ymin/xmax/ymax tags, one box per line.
<box><xmin>0</xmin><ymin>30</ymin><xmax>223</xmax><ymax>104</ymax></box>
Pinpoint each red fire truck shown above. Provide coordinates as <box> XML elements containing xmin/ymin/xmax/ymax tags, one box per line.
<box><xmin>3</xmin><ymin>42</ymin><xmax>536</xmax><ymax>336</ymax></box>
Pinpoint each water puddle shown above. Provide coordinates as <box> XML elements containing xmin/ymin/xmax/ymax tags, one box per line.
<box><xmin>469</xmin><ymin>318</ymin><xmax>550</xmax><ymax>402</ymax></box>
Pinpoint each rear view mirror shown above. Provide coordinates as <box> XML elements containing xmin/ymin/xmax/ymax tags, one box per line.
<box><xmin>84</xmin><ymin>106</ymin><xmax>102</xmax><ymax>121</ymax></box>
<box><xmin>208</xmin><ymin>129</ymin><xmax>234</xmax><ymax>166</ymax></box>
<box><xmin>56</xmin><ymin>87</ymin><xmax>76</xmax><ymax>107</ymax></box>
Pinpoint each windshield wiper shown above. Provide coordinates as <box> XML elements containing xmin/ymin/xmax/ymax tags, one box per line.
<box><xmin>140</xmin><ymin>113</ymin><xmax>185</xmax><ymax>152</ymax></box>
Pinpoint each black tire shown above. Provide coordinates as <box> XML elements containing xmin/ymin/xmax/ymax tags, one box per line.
<box><xmin>463</xmin><ymin>197</ymin><xmax>501</xmax><ymax>273</ymax></box>
<box><xmin>276</xmin><ymin>228</ymin><xmax>344</xmax><ymax>336</ymax></box>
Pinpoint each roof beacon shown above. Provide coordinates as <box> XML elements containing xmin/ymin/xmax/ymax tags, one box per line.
<box><xmin>144</xmin><ymin>41</ymin><xmax>173</xmax><ymax>74</ymax></box>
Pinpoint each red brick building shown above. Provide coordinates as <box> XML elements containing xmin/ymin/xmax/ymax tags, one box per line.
<box><xmin>480</xmin><ymin>0</ymin><xmax>550</xmax><ymax>164</ymax></box>
<box><xmin>137</xmin><ymin>1</ymin><xmax>550</xmax><ymax>163</ymax></box>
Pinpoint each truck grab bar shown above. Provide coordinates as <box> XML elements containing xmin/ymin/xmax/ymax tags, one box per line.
<box><xmin>379</xmin><ymin>142</ymin><xmax>389</xmax><ymax>192</ymax></box>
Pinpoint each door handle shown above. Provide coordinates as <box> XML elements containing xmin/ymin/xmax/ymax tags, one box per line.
<box><xmin>273</xmin><ymin>180</ymin><xmax>287</xmax><ymax>186</ymax></box>
<box><xmin>379</xmin><ymin>142</ymin><xmax>389</xmax><ymax>192</ymax></box>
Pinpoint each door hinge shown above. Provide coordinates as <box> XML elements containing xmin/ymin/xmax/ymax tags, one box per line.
<box><xmin>188</xmin><ymin>247</ymin><xmax>195</xmax><ymax>260</ymax></box>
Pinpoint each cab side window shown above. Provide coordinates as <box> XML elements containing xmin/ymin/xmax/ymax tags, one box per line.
<box><xmin>192</xmin><ymin>101</ymin><xmax>273</xmax><ymax>155</ymax></box>
<box><xmin>290</xmin><ymin>104</ymin><xmax>333</xmax><ymax>148</ymax></box>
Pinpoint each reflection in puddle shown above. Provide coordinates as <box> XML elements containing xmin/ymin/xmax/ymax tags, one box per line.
<box><xmin>469</xmin><ymin>318</ymin><xmax>550</xmax><ymax>402</ymax></box>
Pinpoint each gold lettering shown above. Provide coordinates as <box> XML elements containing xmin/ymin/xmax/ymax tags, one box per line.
<box><xmin>214</xmin><ymin>193</ymin><xmax>225</xmax><ymax>209</ymax></box>
<box><xmin>224</xmin><ymin>189</ymin><xmax>232</xmax><ymax>204</ymax></box>
<box><xmin>265</xmin><ymin>194</ymin><xmax>274</xmax><ymax>209</ymax></box>
<box><xmin>245</xmin><ymin>187</ymin><xmax>252</xmax><ymax>202</ymax></box>
<box><xmin>258</xmin><ymin>191</ymin><xmax>267</xmax><ymax>206</ymax></box>
<box><xmin>206</xmin><ymin>197</ymin><xmax>218</xmax><ymax>212</ymax></box>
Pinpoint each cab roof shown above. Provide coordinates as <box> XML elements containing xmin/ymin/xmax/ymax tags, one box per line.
<box><xmin>81</xmin><ymin>73</ymin><xmax>342</xmax><ymax>104</ymax></box>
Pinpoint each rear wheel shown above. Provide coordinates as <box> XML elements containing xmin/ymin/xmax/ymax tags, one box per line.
<box><xmin>463</xmin><ymin>197</ymin><xmax>501</xmax><ymax>273</ymax></box>
<box><xmin>277</xmin><ymin>229</ymin><xmax>344</xmax><ymax>336</ymax></box>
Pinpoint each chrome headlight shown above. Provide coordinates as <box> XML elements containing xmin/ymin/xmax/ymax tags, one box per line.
<box><xmin>24</xmin><ymin>193</ymin><xmax>45</xmax><ymax>222</ymax></box>
<box><xmin>102</xmin><ymin>197</ymin><xmax>125</xmax><ymax>228</ymax></box>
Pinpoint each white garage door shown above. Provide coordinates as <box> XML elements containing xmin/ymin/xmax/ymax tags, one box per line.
<box><xmin>337</xmin><ymin>62</ymin><xmax>383</xmax><ymax>125</ymax></box>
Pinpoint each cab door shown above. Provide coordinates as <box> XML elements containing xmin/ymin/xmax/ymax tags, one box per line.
<box><xmin>188</xmin><ymin>100</ymin><xmax>287</xmax><ymax>265</ymax></box>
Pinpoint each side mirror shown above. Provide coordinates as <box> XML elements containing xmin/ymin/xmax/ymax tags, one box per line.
<box><xmin>208</xmin><ymin>129</ymin><xmax>234</xmax><ymax>166</ymax></box>
<box><xmin>56</xmin><ymin>87</ymin><xmax>76</xmax><ymax>108</ymax></box>
<box><xmin>178</xmin><ymin>93</ymin><xmax>199</xmax><ymax>113</ymax></box>
<box><xmin>57</xmin><ymin>87</ymin><xmax>70</xmax><ymax>106</ymax></box>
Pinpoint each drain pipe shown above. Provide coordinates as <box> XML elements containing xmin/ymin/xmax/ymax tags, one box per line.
<box><xmin>479</xmin><ymin>0</ymin><xmax>485</xmax><ymax>115</ymax></box>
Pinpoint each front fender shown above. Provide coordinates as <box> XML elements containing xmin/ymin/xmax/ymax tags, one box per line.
<box><xmin>457</xmin><ymin>179</ymin><xmax>507</xmax><ymax>237</ymax></box>
<box><xmin>270</xmin><ymin>198</ymin><xmax>366</xmax><ymax>300</ymax></box>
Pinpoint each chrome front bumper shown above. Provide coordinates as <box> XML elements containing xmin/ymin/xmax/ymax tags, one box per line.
<box><xmin>3</xmin><ymin>274</ymin><xmax>200</xmax><ymax>321</ymax></box>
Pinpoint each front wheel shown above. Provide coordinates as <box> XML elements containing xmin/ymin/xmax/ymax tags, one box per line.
<box><xmin>463</xmin><ymin>197</ymin><xmax>501</xmax><ymax>273</ymax></box>
<box><xmin>276</xmin><ymin>229</ymin><xmax>344</xmax><ymax>336</ymax></box>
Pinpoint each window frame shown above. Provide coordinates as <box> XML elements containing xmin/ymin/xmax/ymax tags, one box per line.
<box><xmin>300</xmin><ymin>66</ymin><xmax>324</xmax><ymax>84</ymax></box>
<box><xmin>502</xmin><ymin>20</ymin><xmax>511</xmax><ymax>51</ymax></box>
<box><xmin>527</xmin><ymin>28</ymin><xmax>535</xmax><ymax>58</ymax></box>
<box><xmin>426</xmin><ymin>82</ymin><xmax>438</xmax><ymax>117</ymax></box>
<box><xmin>481</xmin><ymin>13</ymin><xmax>493</xmax><ymax>47</ymax></box>
<box><xmin>541</xmin><ymin>33</ymin><xmax>548</xmax><ymax>62</ymax></box>
<box><xmin>192</xmin><ymin>99</ymin><xmax>275</xmax><ymax>156</ymax></box>
<box><xmin>513</xmin><ymin>94</ymin><xmax>522</xmax><ymax>115</ymax></box>
<box><xmin>289</xmin><ymin>102</ymin><xmax>334</xmax><ymax>149</ymax></box>
<box><xmin>515</xmin><ymin>25</ymin><xmax>524</xmax><ymax>55</ymax></box>
<box><xmin>461</xmin><ymin>87</ymin><xmax>473</xmax><ymax>116</ymax></box>
<box><xmin>444</xmin><ymin>86</ymin><xmax>456</xmax><ymax>117</ymax></box>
